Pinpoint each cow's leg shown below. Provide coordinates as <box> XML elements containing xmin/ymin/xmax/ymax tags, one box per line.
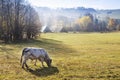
<box><xmin>22</xmin><ymin>59</ymin><xmax>26</xmax><ymax>69</ymax></box>
<box><xmin>34</xmin><ymin>59</ymin><xmax>37</xmax><ymax>66</ymax></box>
<box><xmin>22</xmin><ymin>57</ymin><xmax>29</xmax><ymax>69</ymax></box>
<box><xmin>25</xmin><ymin>62</ymin><xmax>29</xmax><ymax>69</ymax></box>
<box><xmin>25</xmin><ymin>57</ymin><xmax>30</xmax><ymax>69</ymax></box>
<box><xmin>22</xmin><ymin>62</ymin><xmax>24</xmax><ymax>69</ymax></box>
<box><xmin>39</xmin><ymin>58</ymin><xmax>44</xmax><ymax>67</ymax></box>
<box><xmin>22</xmin><ymin>57</ymin><xmax>26</xmax><ymax>69</ymax></box>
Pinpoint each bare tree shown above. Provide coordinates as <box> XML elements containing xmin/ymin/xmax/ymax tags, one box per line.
<box><xmin>0</xmin><ymin>0</ymin><xmax>42</xmax><ymax>42</ymax></box>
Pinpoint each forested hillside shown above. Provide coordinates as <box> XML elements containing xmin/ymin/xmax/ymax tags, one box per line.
<box><xmin>36</xmin><ymin>7</ymin><xmax>120</xmax><ymax>32</ymax></box>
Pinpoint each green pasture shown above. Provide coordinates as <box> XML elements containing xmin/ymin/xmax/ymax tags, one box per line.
<box><xmin>0</xmin><ymin>32</ymin><xmax>120</xmax><ymax>80</ymax></box>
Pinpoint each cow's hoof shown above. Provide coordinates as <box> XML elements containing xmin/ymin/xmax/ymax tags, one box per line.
<box><xmin>22</xmin><ymin>67</ymin><xmax>24</xmax><ymax>69</ymax></box>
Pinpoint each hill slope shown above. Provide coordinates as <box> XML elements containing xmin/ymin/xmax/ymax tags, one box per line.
<box><xmin>35</xmin><ymin>7</ymin><xmax>120</xmax><ymax>32</ymax></box>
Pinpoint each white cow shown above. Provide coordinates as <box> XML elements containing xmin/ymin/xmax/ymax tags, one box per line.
<box><xmin>20</xmin><ymin>47</ymin><xmax>52</xmax><ymax>69</ymax></box>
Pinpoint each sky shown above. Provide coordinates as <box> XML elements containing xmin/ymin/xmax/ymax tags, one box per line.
<box><xmin>28</xmin><ymin>0</ymin><xmax>120</xmax><ymax>9</ymax></box>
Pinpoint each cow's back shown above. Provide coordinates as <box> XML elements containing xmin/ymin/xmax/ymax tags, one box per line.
<box><xmin>30</xmin><ymin>48</ymin><xmax>47</xmax><ymax>58</ymax></box>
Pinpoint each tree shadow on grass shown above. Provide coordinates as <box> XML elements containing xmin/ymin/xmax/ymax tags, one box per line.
<box><xmin>0</xmin><ymin>45</ymin><xmax>19</xmax><ymax>59</ymax></box>
<box><xmin>27</xmin><ymin>66</ymin><xmax>59</xmax><ymax>77</ymax></box>
<box><xmin>12</xmin><ymin>38</ymin><xmax>76</xmax><ymax>54</ymax></box>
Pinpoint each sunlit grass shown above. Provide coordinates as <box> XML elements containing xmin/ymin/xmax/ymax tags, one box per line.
<box><xmin>0</xmin><ymin>32</ymin><xmax>120</xmax><ymax>80</ymax></box>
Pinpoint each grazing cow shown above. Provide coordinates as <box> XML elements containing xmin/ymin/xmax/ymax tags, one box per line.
<box><xmin>20</xmin><ymin>47</ymin><xmax>52</xmax><ymax>69</ymax></box>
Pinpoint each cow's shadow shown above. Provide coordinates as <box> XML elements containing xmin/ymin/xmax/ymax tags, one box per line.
<box><xmin>27</xmin><ymin>66</ymin><xmax>59</xmax><ymax>77</ymax></box>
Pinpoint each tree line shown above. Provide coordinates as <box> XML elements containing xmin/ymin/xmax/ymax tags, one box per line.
<box><xmin>43</xmin><ymin>13</ymin><xmax>119</xmax><ymax>33</ymax></box>
<box><xmin>0</xmin><ymin>0</ymin><xmax>41</xmax><ymax>43</ymax></box>
<box><xmin>60</xmin><ymin>13</ymin><xmax>120</xmax><ymax>33</ymax></box>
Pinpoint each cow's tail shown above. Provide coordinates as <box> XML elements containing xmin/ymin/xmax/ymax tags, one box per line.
<box><xmin>20</xmin><ymin>48</ymin><xmax>27</xmax><ymax>64</ymax></box>
<box><xmin>20</xmin><ymin>50</ymin><xmax>24</xmax><ymax>64</ymax></box>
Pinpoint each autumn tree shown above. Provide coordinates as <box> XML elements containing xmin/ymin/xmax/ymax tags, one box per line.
<box><xmin>75</xmin><ymin>16</ymin><xmax>93</xmax><ymax>31</ymax></box>
<box><xmin>116</xmin><ymin>24</ymin><xmax>120</xmax><ymax>31</ymax></box>
<box><xmin>107</xmin><ymin>18</ymin><xmax>117</xmax><ymax>31</ymax></box>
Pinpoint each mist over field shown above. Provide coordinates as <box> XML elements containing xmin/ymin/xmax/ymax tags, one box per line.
<box><xmin>35</xmin><ymin>7</ymin><xmax>120</xmax><ymax>32</ymax></box>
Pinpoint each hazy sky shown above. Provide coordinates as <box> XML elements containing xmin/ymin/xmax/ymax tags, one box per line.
<box><xmin>28</xmin><ymin>0</ymin><xmax>120</xmax><ymax>9</ymax></box>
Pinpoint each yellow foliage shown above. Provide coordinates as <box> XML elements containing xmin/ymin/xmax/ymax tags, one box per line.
<box><xmin>107</xmin><ymin>18</ymin><xmax>116</xmax><ymax>30</ymax></box>
<box><xmin>76</xmin><ymin>16</ymin><xmax>92</xmax><ymax>25</ymax></box>
<box><xmin>75</xmin><ymin>16</ymin><xmax>92</xmax><ymax>31</ymax></box>
<box><xmin>108</xmin><ymin>19</ymin><xmax>116</xmax><ymax>27</ymax></box>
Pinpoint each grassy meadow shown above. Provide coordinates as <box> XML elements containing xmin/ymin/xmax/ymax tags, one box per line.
<box><xmin>0</xmin><ymin>32</ymin><xmax>120</xmax><ymax>80</ymax></box>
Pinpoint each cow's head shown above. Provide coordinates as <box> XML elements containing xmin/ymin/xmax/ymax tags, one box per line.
<box><xmin>46</xmin><ymin>59</ymin><xmax>52</xmax><ymax>67</ymax></box>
